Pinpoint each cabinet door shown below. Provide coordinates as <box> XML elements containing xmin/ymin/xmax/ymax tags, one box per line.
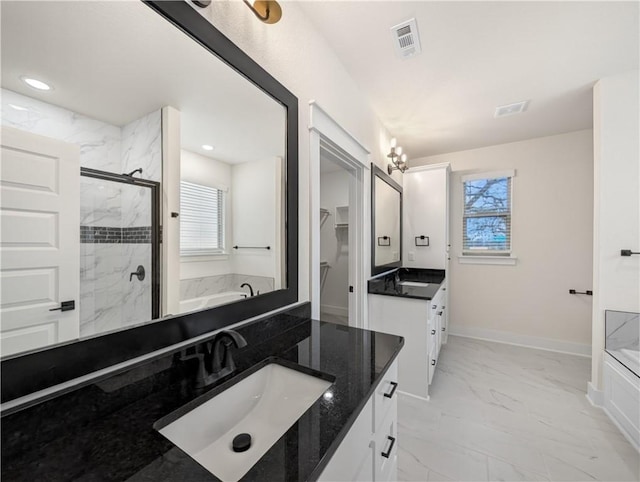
<box><xmin>403</xmin><ymin>167</ymin><xmax>448</xmax><ymax>269</ymax></box>
<box><xmin>354</xmin><ymin>442</ymin><xmax>375</xmax><ymax>482</ymax></box>
<box><xmin>318</xmin><ymin>400</ymin><xmax>373</xmax><ymax>481</ymax></box>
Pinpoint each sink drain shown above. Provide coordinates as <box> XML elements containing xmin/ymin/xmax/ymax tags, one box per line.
<box><xmin>232</xmin><ymin>433</ymin><xmax>252</xmax><ymax>453</ymax></box>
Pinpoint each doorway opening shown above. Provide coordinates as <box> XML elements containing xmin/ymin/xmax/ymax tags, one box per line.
<box><xmin>310</xmin><ymin>103</ymin><xmax>369</xmax><ymax>328</ymax></box>
<box><xmin>319</xmin><ymin>143</ymin><xmax>354</xmax><ymax>325</ymax></box>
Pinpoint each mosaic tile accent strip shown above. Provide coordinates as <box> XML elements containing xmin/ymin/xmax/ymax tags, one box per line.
<box><xmin>81</xmin><ymin>226</ymin><xmax>152</xmax><ymax>244</ymax></box>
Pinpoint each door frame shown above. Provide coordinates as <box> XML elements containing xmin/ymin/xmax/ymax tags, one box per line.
<box><xmin>310</xmin><ymin>102</ymin><xmax>369</xmax><ymax>328</ymax></box>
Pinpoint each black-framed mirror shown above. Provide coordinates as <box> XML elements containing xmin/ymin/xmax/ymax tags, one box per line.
<box><xmin>0</xmin><ymin>0</ymin><xmax>298</xmax><ymax>401</ymax></box>
<box><xmin>371</xmin><ymin>164</ymin><xmax>402</xmax><ymax>275</ymax></box>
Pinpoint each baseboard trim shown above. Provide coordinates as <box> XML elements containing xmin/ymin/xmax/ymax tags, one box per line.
<box><xmin>320</xmin><ymin>304</ymin><xmax>348</xmax><ymax>317</ymax></box>
<box><xmin>398</xmin><ymin>389</ymin><xmax>429</xmax><ymax>402</ymax></box>
<box><xmin>448</xmin><ymin>325</ymin><xmax>591</xmax><ymax>357</ymax></box>
<box><xmin>586</xmin><ymin>381</ymin><xmax>604</xmax><ymax>407</ymax></box>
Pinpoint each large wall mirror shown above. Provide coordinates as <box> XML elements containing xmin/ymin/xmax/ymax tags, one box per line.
<box><xmin>371</xmin><ymin>165</ymin><xmax>402</xmax><ymax>275</ymax></box>
<box><xmin>0</xmin><ymin>0</ymin><xmax>298</xmax><ymax>375</ymax></box>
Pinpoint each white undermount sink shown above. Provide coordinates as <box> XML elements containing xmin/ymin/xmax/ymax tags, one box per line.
<box><xmin>398</xmin><ymin>281</ymin><xmax>430</xmax><ymax>288</ymax></box>
<box><xmin>155</xmin><ymin>359</ymin><xmax>333</xmax><ymax>481</ymax></box>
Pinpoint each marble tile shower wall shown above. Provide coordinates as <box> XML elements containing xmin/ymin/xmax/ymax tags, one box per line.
<box><xmin>79</xmin><ymin>181</ymin><xmax>153</xmax><ymax>336</ymax></box>
<box><xmin>2</xmin><ymin>89</ymin><xmax>161</xmax><ymax>337</ymax></box>
<box><xmin>2</xmin><ymin>89</ymin><xmax>121</xmax><ymax>172</ymax></box>
<box><xmin>180</xmin><ymin>274</ymin><xmax>275</xmax><ymax>300</ymax></box>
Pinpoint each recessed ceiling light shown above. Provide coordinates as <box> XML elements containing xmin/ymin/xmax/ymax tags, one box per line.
<box><xmin>202</xmin><ymin>144</ymin><xmax>214</xmax><ymax>151</ymax></box>
<box><xmin>21</xmin><ymin>76</ymin><xmax>52</xmax><ymax>91</ymax></box>
<box><xmin>8</xmin><ymin>104</ymin><xmax>29</xmax><ymax>111</ymax></box>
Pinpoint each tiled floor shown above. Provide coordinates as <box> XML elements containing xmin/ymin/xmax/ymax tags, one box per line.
<box><xmin>397</xmin><ymin>336</ymin><xmax>640</xmax><ymax>482</ymax></box>
<box><xmin>320</xmin><ymin>312</ymin><xmax>349</xmax><ymax>326</ymax></box>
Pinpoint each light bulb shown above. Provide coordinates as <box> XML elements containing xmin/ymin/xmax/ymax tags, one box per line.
<box><xmin>401</xmin><ymin>153</ymin><xmax>407</xmax><ymax>162</ymax></box>
<box><xmin>390</xmin><ymin>137</ymin><xmax>397</xmax><ymax>148</ymax></box>
<box><xmin>21</xmin><ymin>77</ymin><xmax>51</xmax><ymax>91</ymax></box>
<box><xmin>396</xmin><ymin>146</ymin><xmax>403</xmax><ymax>156</ymax></box>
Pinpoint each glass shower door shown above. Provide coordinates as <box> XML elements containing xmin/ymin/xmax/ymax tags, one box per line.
<box><xmin>79</xmin><ymin>169</ymin><xmax>159</xmax><ymax>338</ymax></box>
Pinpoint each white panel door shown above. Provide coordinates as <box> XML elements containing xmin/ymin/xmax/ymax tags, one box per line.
<box><xmin>1</xmin><ymin>126</ymin><xmax>80</xmax><ymax>356</ymax></box>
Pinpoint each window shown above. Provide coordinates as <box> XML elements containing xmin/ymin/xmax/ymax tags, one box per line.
<box><xmin>180</xmin><ymin>181</ymin><xmax>225</xmax><ymax>256</ymax></box>
<box><xmin>462</xmin><ymin>171</ymin><xmax>514</xmax><ymax>256</ymax></box>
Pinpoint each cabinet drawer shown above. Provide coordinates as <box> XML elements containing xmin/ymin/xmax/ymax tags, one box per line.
<box><xmin>375</xmin><ymin>404</ymin><xmax>398</xmax><ymax>482</ymax></box>
<box><xmin>428</xmin><ymin>339</ymin><xmax>437</xmax><ymax>385</ymax></box>
<box><xmin>373</xmin><ymin>359</ymin><xmax>398</xmax><ymax>433</ymax></box>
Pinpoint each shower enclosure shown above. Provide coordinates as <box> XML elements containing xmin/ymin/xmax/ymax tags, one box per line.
<box><xmin>79</xmin><ymin>168</ymin><xmax>160</xmax><ymax>337</ymax></box>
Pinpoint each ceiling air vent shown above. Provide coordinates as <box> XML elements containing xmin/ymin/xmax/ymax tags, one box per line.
<box><xmin>494</xmin><ymin>100</ymin><xmax>530</xmax><ymax>118</ymax></box>
<box><xmin>391</xmin><ymin>18</ymin><xmax>421</xmax><ymax>59</ymax></box>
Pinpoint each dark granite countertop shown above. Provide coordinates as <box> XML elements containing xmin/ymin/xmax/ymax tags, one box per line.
<box><xmin>1</xmin><ymin>309</ymin><xmax>403</xmax><ymax>482</ymax></box>
<box><xmin>368</xmin><ymin>267</ymin><xmax>446</xmax><ymax>300</ymax></box>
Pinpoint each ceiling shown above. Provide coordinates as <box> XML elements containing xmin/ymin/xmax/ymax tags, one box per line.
<box><xmin>1</xmin><ymin>1</ymin><xmax>285</xmax><ymax>165</ymax></box>
<box><xmin>298</xmin><ymin>1</ymin><xmax>639</xmax><ymax>158</ymax></box>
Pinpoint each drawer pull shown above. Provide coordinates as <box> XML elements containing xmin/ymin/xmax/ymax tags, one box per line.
<box><xmin>441</xmin><ymin>327</ymin><xmax>445</xmax><ymax>331</ymax></box>
<box><xmin>381</xmin><ymin>436</ymin><xmax>396</xmax><ymax>458</ymax></box>
<box><xmin>383</xmin><ymin>381</ymin><xmax>398</xmax><ymax>398</ymax></box>
<box><xmin>431</xmin><ymin>329</ymin><xmax>436</xmax><ymax>335</ymax></box>
<box><xmin>437</xmin><ymin>311</ymin><xmax>443</xmax><ymax>316</ymax></box>
<box><xmin>431</xmin><ymin>359</ymin><xmax>436</xmax><ymax>366</ymax></box>
<box><xmin>432</xmin><ymin>304</ymin><xmax>437</xmax><ymax>309</ymax></box>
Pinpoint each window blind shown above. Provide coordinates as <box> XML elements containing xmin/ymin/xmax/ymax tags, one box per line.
<box><xmin>180</xmin><ymin>181</ymin><xmax>225</xmax><ymax>256</ymax></box>
<box><xmin>462</xmin><ymin>176</ymin><xmax>512</xmax><ymax>255</ymax></box>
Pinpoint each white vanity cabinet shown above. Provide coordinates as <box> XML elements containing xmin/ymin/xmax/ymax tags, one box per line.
<box><xmin>318</xmin><ymin>360</ymin><xmax>399</xmax><ymax>482</ymax></box>
<box><xmin>369</xmin><ymin>282</ymin><xmax>446</xmax><ymax>400</ymax></box>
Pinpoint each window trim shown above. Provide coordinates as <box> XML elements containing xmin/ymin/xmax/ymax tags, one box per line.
<box><xmin>460</xmin><ymin>170</ymin><xmax>516</xmax><ymax>264</ymax></box>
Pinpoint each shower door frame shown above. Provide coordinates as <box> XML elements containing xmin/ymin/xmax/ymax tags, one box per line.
<box><xmin>80</xmin><ymin>167</ymin><xmax>161</xmax><ymax>320</ymax></box>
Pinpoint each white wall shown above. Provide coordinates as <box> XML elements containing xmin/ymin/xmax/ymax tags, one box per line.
<box><xmin>412</xmin><ymin>130</ymin><xmax>594</xmax><ymax>354</ymax></box>
<box><xmin>194</xmin><ymin>2</ymin><xmax>392</xmax><ymax>306</ymax></box>
<box><xmin>231</xmin><ymin>158</ymin><xmax>280</xmax><ymax>280</ymax></box>
<box><xmin>320</xmin><ymin>168</ymin><xmax>350</xmax><ymax>314</ymax></box>
<box><xmin>591</xmin><ymin>70</ymin><xmax>640</xmax><ymax>391</ymax></box>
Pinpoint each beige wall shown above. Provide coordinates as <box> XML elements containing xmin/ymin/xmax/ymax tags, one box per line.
<box><xmin>194</xmin><ymin>3</ymin><xmax>392</xmax><ymax>305</ymax></box>
<box><xmin>591</xmin><ymin>70</ymin><xmax>640</xmax><ymax>392</ymax></box>
<box><xmin>412</xmin><ymin>130</ymin><xmax>594</xmax><ymax>354</ymax></box>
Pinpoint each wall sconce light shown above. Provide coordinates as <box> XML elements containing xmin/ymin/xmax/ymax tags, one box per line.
<box><xmin>387</xmin><ymin>138</ymin><xmax>409</xmax><ymax>175</ymax></box>
<box><xmin>192</xmin><ymin>0</ymin><xmax>282</xmax><ymax>24</ymax></box>
<box><xmin>243</xmin><ymin>0</ymin><xmax>282</xmax><ymax>24</ymax></box>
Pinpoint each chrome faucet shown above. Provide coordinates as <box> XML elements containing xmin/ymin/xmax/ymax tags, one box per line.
<box><xmin>179</xmin><ymin>330</ymin><xmax>248</xmax><ymax>389</ymax></box>
<box><xmin>240</xmin><ymin>283</ymin><xmax>255</xmax><ymax>297</ymax></box>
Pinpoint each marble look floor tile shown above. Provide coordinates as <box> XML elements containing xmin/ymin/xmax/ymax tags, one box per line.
<box><xmin>398</xmin><ymin>445</ymin><xmax>429</xmax><ymax>481</ymax></box>
<box><xmin>427</xmin><ymin>469</ymin><xmax>455</xmax><ymax>481</ymax></box>
<box><xmin>399</xmin><ymin>431</ymin><xmax>489</xmax><ymax>481</ymax></box>
<box><xmin>397</xmin><ymin>336</ymin><xmax>639</xmax><ymax>482</ymax></box>
<box><xmin>487</xmin><ymin>457</ymin><xmax>549</xmax><ymax>481</ymax></box>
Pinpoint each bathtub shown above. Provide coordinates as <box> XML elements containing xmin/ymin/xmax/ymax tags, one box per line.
<box><xmin>179</xmin><ymin>291</ymin><xmax>247</xmax><ymax>314</ymax></box>
<box><xmin>611</xmin><ymin>347</ymin><xmax>640</xmax><ymax>377</ymax></box>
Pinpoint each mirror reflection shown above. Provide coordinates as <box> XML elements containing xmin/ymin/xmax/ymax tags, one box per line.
<box><xmin>372</xmin><ymin>168</ymin><xmax>402</xmax><ymax>270</ymax></box>
<box><xmin>0</xmin><ymin>1</ymin><xmax>287</xmax><ymax>357</ymax></box>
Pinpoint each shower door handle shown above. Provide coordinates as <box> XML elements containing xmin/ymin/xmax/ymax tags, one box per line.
<box><xmin>50</xmin><ymin>300</ymin><xmax>75</xmax><ymax>312</ymax></box>
<box><xmin>129</xmin><ymin>265</ymin><xmax>146</xmax><ymax>282</ymax></box>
